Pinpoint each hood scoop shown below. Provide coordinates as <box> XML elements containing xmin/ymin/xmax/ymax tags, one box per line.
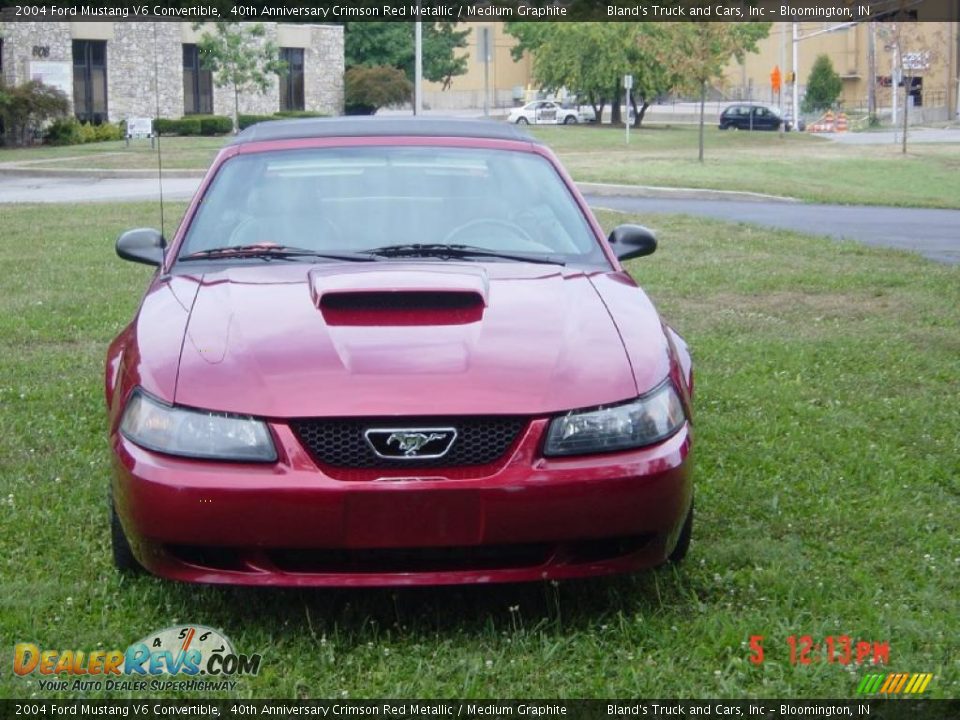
<box><xmin>309</xmin><ymin>265</ymin><xmax>488</xmax><ymax>327</ymax></box>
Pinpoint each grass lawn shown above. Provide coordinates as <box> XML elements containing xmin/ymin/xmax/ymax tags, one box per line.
<box><xmin>0</xmin><ymin>136</ymin><xmax>226</xmax><ymax>170</ymax></box>
<box><xmin>533</xmin><ymin>125</ymin><xmax>960</xmax><ymax>209</ymax></box>
<box><xmin>3</xmin><ymin>125</ymin><xmax>959</xmax><ymax>209</ymax></box>
<box><xmin>0</xmin><ymin>203</ymin><xmax>957</xmax><ymax>700</ymax></box>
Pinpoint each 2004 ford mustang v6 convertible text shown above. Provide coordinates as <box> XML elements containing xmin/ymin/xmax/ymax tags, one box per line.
<box><xmin>106</xmin><ymin>118</ymin><xmax>694</xmax><ymax>586</ymax></box>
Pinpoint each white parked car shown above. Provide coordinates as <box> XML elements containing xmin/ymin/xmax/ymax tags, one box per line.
<box><xmin>507</xmin><ymin>101</ymin><xmax>593</xmax><ymax>125</ymax></box>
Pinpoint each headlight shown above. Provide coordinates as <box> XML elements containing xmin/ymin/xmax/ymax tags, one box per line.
<box><xmin>543</xmin><ymin>381</ymin><xmax>686</xmax><ymax>457</ymax></box>
<box><xmin>119</xmin><ymin>390</ymin><xmax>277</xmax><ymax>462</ymax></box>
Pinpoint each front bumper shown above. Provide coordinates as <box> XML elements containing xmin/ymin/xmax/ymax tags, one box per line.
<box><xmin>111</xmin><ymin>419</ymin><xmax>692</xmax><ymax>586</ymax></box>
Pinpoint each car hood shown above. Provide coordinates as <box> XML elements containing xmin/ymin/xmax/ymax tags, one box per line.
<box><xmin>168</xmin><ymin>262</ymin><xmax>656</xmax><ymax>418</ymax></box>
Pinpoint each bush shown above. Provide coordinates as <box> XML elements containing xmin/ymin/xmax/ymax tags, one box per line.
<box><xmin>44</xmin><ymin>118</ymin><xmax>123</xmax><ymax>146</ymax></box>
<box><xmin>45</xmin><ymin>117</ymin><xmax>81</xmax><ymax>146</ymax></box>
<box><xmin>178</xmin><ymin>117</ymin><xmax>202</xmax><ymax>135</ymax></box>
<box><xmin>197</xmin><ymin>115</ymin><xmax>233</xmax><ymax>135</ymax></box>
<box><xmin>238</xmin><ymin>114</ymin><xmax>276</xmax><ymax>130</ymax></box>
<box><xmin>154</xmin><ymin>118</ymin><xmax>177</xmax><ymax>136</ymax></box>
<box><xmin>94</xmin><ymin>122</ymin><xmax>123</xmax><ymax>142</ymax></box>
<box><xmin>273</xmin><ymin>110</ymin><xmax>328</xmax><ymax>119</ymax></box>
<box><xmin>77</xmin><ymin>122</ymin><xmax>98</xmax><ymax>144</ymax></box>
<box><xmin>238</xmin><ymin>111</ymin><xmax>329</xmax><ymax>131</ymax></box>
<box><xmin>345</xmin><ymin>65</ymin><xmax>412</xmax><ymax>115</ymax></box>
<box><xmin>154</xmin><ymin>115</ymin><xmax>231</xmax><ymax>136</ymax></box>
<box><xmin>802</xmin><ymin>55</ymin><xmax>843</xmax><ymax>113</ymax></box>
<box><xmin>0</xmin><ymin>80</ymin><xmax>70</xmax><ymax>146</ymax></box>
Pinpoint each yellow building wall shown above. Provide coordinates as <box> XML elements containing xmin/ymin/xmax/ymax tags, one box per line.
<box><xmin>721</xmin><ymin>22</ymin><xmax>958</xmax><ymax>117</ymax></box>
<box><xmin>422</xmin><ymin>23</ymin><xmax>533</xmax><ymax>109</ymax></box>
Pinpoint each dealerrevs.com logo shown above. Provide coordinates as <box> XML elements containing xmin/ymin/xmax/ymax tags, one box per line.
<box><xmin>13</xmin><ymin>625</ymin><xmax>261</xmax><ymax>692</ymax></box>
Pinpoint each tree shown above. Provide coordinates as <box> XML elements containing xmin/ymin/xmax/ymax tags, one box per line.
<box><xmin>664</xmin><ymin>22</ymin><xmax>770</xmax><ymax>162</ymax></box>
<box><xmin>0</xmin><ymin>80</ymin><xmax>69</xmax><ymax>147</ymax></box>
<box><xmin>344</xmin><ymin>66</ymin><xmax>413</xmax><ymax>115</ymax></box>
<box><xmin>626</xmin><ymin>25</ymin><xmax>686</xmax><ymax>128</ymax></box>
<box><xmin>343</xmin><ymin>22</ymin><xmax>469</xmax><ymax>90</ymax></box>
<box><xmin>802</xmin><ymin>55</ymin><xmax>842</xmax><ymax>113</ymax></box>
<box><xmin>194</xmin><ymin>23</ymin><xmax>287</xmax><ymax>133</ymax></box>
<box><xmin>505</xmin><ymin>22</ymin><xmax>628</xmax><ymax>124</ymax></box>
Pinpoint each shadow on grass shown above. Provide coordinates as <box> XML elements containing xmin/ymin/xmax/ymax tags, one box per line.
<box><xmin>117</xmin><ymin>566</ymin><xmax>697</xmax><ymax>646</ymax></box>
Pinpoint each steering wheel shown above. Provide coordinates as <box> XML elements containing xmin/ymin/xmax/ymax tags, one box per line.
<box><xmin>442</xmin><ymin>218</ymin><xmax>549</xmax><ymax>251</ymax></box>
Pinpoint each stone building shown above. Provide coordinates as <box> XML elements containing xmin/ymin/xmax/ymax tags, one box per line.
<box><xmin>0</xmin><ymin>21</ymin><xmax>344</xmax><ymax>123</ymax></box>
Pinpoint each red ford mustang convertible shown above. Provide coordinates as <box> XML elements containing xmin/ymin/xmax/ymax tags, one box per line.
<box><xmin>106</xmin><ymin>118</ymin><xmax>694</xmax><ymax>586</ymax></box>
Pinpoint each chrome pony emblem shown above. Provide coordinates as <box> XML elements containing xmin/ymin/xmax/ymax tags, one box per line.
<box><xmin>364</xmin><ymin>428</ymin><xmax>457</xmax><ymax>460</ymax></box>
<box><xmin>388</xmin><ymin>432</ymin><xmax>445</xmax><ymax>455</ymax></box>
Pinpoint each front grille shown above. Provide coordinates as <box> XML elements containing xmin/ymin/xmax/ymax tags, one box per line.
<box><xmin>290</xmin><ymin>416</ymin><xmax>527</xmax><ymax>468</ymax></box>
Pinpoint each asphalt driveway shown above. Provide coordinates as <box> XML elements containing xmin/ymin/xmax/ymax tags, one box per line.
<box><xmin>584</xmin><ymin>195</ymin><xmax>960</xmax><ymax>265</ymax></box>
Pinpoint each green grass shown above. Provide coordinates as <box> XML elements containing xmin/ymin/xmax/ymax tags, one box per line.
<box><xmin>0</xmin><ymin>136</ymin><xmax>226</xmax><ymax>170</ymax></box>
<box><xmin>4</xmin><ymin>125</ymin><xmax>959</xmax><ymax>208</ymax></box>
<box><xmin>534</xmin><ymin>125</ymin><xmax>960</xmax><ymax>209</ymax></box>
<box><xmin>0</xmin><ymin>203</ymin><xmax>957</xmax><ymax>700</ymax></box>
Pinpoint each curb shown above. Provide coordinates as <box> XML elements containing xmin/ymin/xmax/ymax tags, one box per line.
<box><xmin>0</xmin><ymin>166</ymin><xmax>205</xmax><ymax>179</ymax></box>
<box><xmin>576</xmin><ymin>181</ymin><xmax>800</xmax><ymax>204</ymax></box>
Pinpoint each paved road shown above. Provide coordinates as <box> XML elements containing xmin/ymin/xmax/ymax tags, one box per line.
<box><xmin>585</xmin><ymin>195</ymin><xmax>960</xmax><ymax>265</ymax></box>
<box><xmin>823</xmin><ymin>127</ymin><xmax>960</xmax><ymax>145</ymax></box>
<box><xmin>0</xmin><ymin>173</ymin><xmax>201</xmax><ymax>203</ymax></box>
<box><xmin>1</xmin><ymin>173</ymin><xmax>956</xmax><ymax>265</ymax></box>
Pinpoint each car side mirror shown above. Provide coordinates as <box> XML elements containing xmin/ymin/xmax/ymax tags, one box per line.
<box><xmin>116</xmin><ymin>228</ymin><xmax>166</xmax><ymax>267</ymax></box>
<box><xmin>608</xmin><ymin>224</ymin><xmax>656</xmax><ymax>261</ymax></box>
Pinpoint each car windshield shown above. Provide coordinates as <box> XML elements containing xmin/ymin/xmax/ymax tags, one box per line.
<box><xmin>179</xmin><ymin>146</ymin><xmax>607</xmax><ymax>266</ymax></box>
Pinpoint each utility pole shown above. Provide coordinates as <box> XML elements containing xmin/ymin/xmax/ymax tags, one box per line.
<box><xmin>481</xmin><ymin>26</ymin><xmax>490</xmax><ymax>118</ymax></box>
<box><xmin>779</xmin><ymin>23</ymin><xmax>786</xmax><ymax>117</ymax></box>
<box><xmin>867</xmin><ymin>22</ymin><xmax>876</xmax><ymax>119</ymax></box>
<box><xmin>792</xmin><ymin>22</ymin><xmax>800</xmax><ymax>124</ymax></box>
<box><xmin>414</xmin><ymin>11</ymin><xmax>423</xmax><ymax>116</ymax></box>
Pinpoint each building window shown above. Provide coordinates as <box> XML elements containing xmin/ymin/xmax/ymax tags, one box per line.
<box><xmin>279</xmin><ymin>48</ymin><xmax>304</xmax><ymax>112</ymax></box>
<box><xmin>183</xmin><ymin>44</ymin><xmax>213</xmax><ymax>115</ymax></box>
<box><xmin>73</xmin><ymin>40</ymin><xmax>107</xmax><ymax>124</ymax></box>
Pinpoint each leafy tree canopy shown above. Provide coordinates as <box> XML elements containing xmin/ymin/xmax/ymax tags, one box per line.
<box><xmin>344</xmin><ymin>22</ymin><xmax>469</xmax><ymax>89</ymax></box>
<box><xmin>194</xmin><ymin>23</ymin><xmax>287</xmax><ymax>131</ymax></box>
<box><xmin>504</xmin><ymin>22</ymin><xmax>768</xmax><ymax>128</ymax></box>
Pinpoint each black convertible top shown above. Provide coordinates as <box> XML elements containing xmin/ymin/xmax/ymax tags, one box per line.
<box><xmin>229</xmin><ymin>116</ymin><xmax>540</xmax><ymax>145</ymax></box>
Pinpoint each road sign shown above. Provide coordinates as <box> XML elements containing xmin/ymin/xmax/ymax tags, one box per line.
<box><xmin>771</xmin><ymin>66</ymin><xmax>782</xmax><ymax>93</ymax></box>
<box><xmin>623</xmin><ymin>74</ymin><xmax>633</xmax><ymax>90</ymax></box>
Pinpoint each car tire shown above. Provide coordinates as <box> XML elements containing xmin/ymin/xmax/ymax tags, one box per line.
<box><xmin>563</xmin><ymin>115</ymin><xmax>577</xmax><ymax>125</ymax></box>
<box><xmin>719</xmin><ymin>123</ymin><xmax>728</xmax><ymax>130</ymax></box>
<box><xmin>515</xmin><ymin>117</ymin><xmax>529</xmax><ymax>125</ymax></box>
<box><xmin>111</xmin><ymin>497</ymin><xmax>143</xmax><ymax>574</ymax></box>
<box><xmin>667</xmin><ymin>499</ymin><xmax>693</xmax><ymax>563</ymax></box>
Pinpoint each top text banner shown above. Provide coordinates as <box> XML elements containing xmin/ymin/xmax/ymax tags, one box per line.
<box><xmin>0</xmin><ymin>0</ymin><xmax>956</xmax><ymax>22</ymax></box>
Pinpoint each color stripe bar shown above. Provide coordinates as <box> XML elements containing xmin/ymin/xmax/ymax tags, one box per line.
<box><xmin>917</xmin><ymin>673</ymin><xmax>933</xmax><ymax>694</ymax></box>
<box><xmin>879</xmin><ymin>673</ymin><xmax>897</xmax><ymax>693</ymax></box>
<box><xmin>893</xmin><ymin>674</ymin><xmax>909</xmax><ymax>693</ymax></box>
<box><xmin>904</xmin><ymin>674</ymin><xmax>920</xmax><ymax>694</ymax></box>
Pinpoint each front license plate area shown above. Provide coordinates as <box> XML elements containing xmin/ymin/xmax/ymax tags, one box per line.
<box><xmin>345</xmin><ymin>491</ymin><xmax>481</xmax><ymax>548</ymax></box>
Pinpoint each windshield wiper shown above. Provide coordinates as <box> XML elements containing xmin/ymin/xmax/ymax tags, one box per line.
<box><xmin>362</xmin><ymin>243</ymin><xmax>565</xmax><ymax>266</ymax></box>
<box><xmin>179</xmin><ymin>244</ymin><xmax>376</xmax><ymax>263</ymax></box>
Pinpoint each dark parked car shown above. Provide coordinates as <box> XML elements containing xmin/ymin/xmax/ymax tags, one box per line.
<box><xmin>719</xmin><ymin>103</ymin><xmax>788</xmax><ymax>131</ymax></box>
<box><xmin>106</xmin><ymin>118</ymin><xmax>694</xmax><ymax>587</ymax></box>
